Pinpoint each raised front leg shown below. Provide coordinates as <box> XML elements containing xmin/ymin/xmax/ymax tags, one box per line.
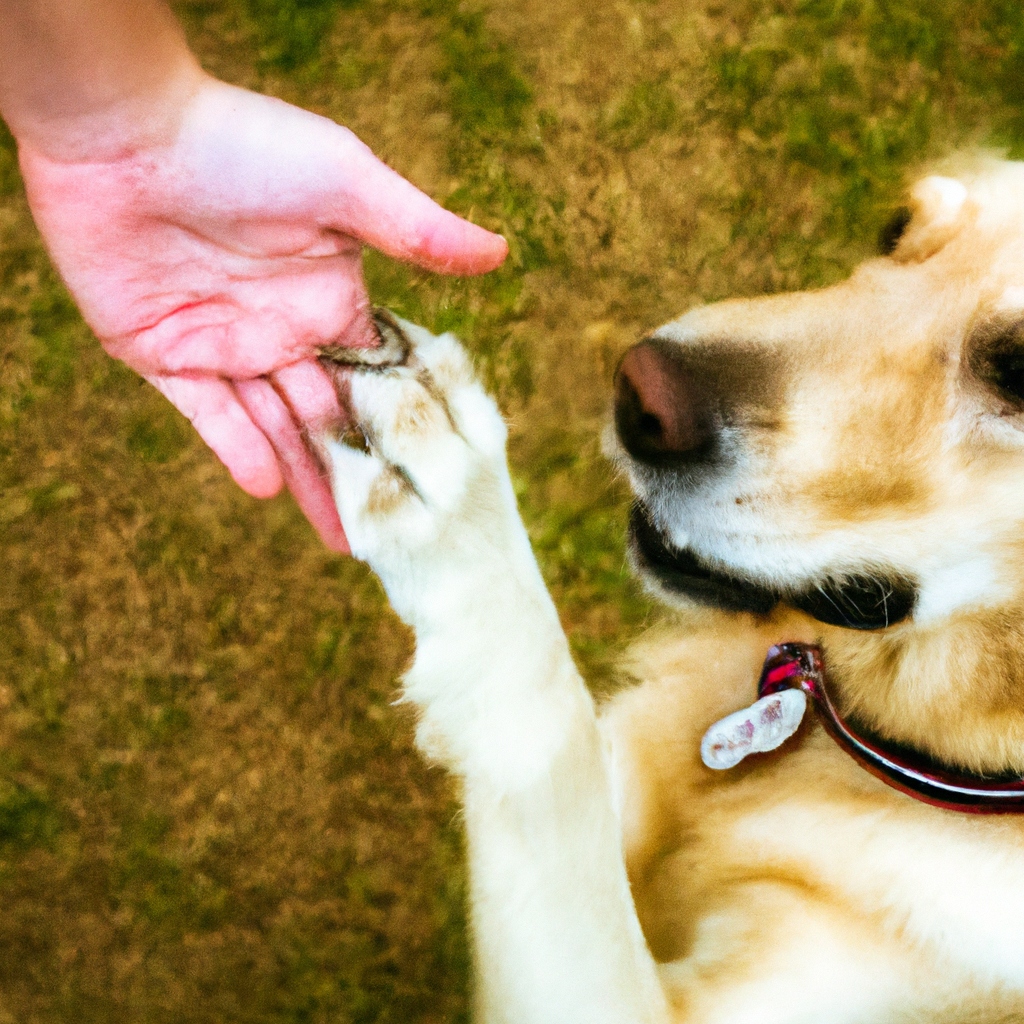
<box><xmin>320</xmin><ymin>320</ymin><xmax>669</xmax><ymax>1024</ymax></box>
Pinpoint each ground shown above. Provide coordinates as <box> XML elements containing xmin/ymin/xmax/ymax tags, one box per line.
<box><xmin>2</xmin><ymin>0</ymin><xmax>1024</xmax><ymax>1020</ymax></box>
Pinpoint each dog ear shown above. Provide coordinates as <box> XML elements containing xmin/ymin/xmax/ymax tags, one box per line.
<box><xmin>888</xmin><ymin>175</ymin><xmax>969</xmax><ymax>263</ymax></box>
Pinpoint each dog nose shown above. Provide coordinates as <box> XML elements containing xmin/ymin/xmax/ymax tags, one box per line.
<box><xmin>614</xmin><ymin>340</ymin><xmax>712</xmax><ymax>463</ymax></box>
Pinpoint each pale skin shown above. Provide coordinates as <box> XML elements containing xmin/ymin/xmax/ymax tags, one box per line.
<box><xmin>0</xmin><ymin>0</ymin><xmax>508</xmax><ymax>549</ymax></box>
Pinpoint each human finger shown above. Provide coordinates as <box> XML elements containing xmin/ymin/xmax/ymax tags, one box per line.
<box><xmin>235</xmin><ymin>375</ymin><xmax>349</xmax><ymax>552</ymax></box>
<box><xmin>146</xmin><ymin>374</ymin><xmax>284</xmax><ymax>497</ymax></box>
<box><xmin>330</xmin><ymin>133</ymin><xmax>508</xmax><ymax>275</ymax></box>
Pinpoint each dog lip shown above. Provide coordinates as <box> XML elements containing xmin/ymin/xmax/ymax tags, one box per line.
<box><xmin>628</xmin><ymin>503</ymin><xmax>917</xmax><ymax>629</ymax></box>
<box><xmin>790</xmin><ymin>574</ymin><xmax>916</xmax><ymax>630</ymax></box>
<box><xmin>628</xmin><ymin>503</ymin><xmax>780</xmax><ymax>615</ymax></box>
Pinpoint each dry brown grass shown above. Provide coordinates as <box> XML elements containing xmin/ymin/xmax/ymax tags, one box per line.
<box><xmin>2</xmin><ymin>0</ymin><xmax>1024</xmax><ymax>1019</ymax></box>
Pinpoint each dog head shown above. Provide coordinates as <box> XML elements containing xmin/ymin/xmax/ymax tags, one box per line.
<box><xmin>609</xmin><ymin>160</ymin><xmax>1024</xmax><ymax>772</ymax></box>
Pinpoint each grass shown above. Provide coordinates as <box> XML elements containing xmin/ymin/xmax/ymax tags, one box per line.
<box><xmin>606</xmin><ymin>79</ymin><xmax>680</xmax><ymax>150</ymax></box>
<box><xmin>4</xmin><ymin>0</ymin><xmax>1024</xmax><ymax>1019</ymax></box>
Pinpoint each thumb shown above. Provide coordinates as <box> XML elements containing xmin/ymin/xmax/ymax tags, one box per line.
<box><xmin>333</xmin><ymin>132</ymin><xmax>508</xmax><ymax>275</ymax></box>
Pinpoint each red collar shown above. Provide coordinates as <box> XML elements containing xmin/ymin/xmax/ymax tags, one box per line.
<box><xmin>761</xmin><ymin>643</ymin><xmax>1024</xmax><ymax>813</ymax></box>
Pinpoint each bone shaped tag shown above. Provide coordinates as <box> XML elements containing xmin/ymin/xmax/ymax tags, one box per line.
<box><xmin>700</xmin><ymin>688</ymin><xmax>808</xmax><ymax>770</ymax></box>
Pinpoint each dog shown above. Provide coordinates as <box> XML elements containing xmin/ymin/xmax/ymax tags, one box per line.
<box><xmin>319</xmin><ymin>160</ymin><xmax>1024</xmax><ymax>1023</ymax></box>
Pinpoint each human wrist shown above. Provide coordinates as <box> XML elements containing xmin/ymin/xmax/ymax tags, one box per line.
<box><xmin>10</xmin><ymin>56</ymin><xmax>206</xmax><ymax>165</ymax></box>
<box><xmin>0</xmin><ymin>0</ymin><xmax>205</xmax><ymax>163</ymax></box>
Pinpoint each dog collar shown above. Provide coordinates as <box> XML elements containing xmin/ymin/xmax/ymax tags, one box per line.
<box><xmin>701</xmin><ymin>642</ymin><xmax>1024</xmax><ymax>813</ymax></box>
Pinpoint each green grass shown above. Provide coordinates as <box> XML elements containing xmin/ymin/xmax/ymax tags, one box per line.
<box><xmin>0</xmin><ymin>772</ymin><xmax>62</xmax><ymax>852</ymax></box>
<box><xmin>606</xmin><ymin>79</ymin><xmax>679</xmax><ymax>150</ymax></box>
<box><xmin>5</xmin><ymin>0</ymin><xmax>1024</xmax><ymax>1019</ymax></box>
<box><xmin>0</xmin><ymin>120</ymin><xmax>20</xmax><ymax>197</ymax></box>
<box><xmin>702</xmin><ymin>0</ymin><xmax>1024</xmax><ymax>282</ymax></box>
<box><xmin>435</xmin><ymin>7</ymin><xmax>532</xmax><ymax>138</ymax></box>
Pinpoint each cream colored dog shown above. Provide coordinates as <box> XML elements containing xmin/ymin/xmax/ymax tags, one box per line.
<box><xmin>321</xmin><ymin>161</ymin><xmax>1024</xmax><ymax>1023</ymax></box>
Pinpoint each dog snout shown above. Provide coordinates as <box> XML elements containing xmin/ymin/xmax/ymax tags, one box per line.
<box><xmin>614</xmin><ymin>340</ymin><xmax>714</xmax><ymax>465</ymax></box>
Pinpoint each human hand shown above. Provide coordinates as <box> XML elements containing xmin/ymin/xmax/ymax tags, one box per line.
<box><xmin>17</xmin><ymin>75</ymin><xmax>507</xmax><ymax>550</ymax></box>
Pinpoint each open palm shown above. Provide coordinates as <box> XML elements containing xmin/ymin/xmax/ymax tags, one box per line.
<box><xmin>18</xmin><ymin>77</ymin><xmax>507</xmax><ymax>549</ymax></box>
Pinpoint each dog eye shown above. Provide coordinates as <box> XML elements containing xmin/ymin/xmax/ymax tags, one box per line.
<box><xmin>970</xmin><ymin>324</ymin><xmax>1024</xmax><ymax>406</ymax></box>
<box><xmin>877</xmin><ymin>206</ymin><xmax>912</xmax><ymax>255</ymax></box>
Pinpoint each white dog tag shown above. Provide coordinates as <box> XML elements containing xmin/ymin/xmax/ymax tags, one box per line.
<box><xmin>700</xmin><ymin>689</ymin><xmax>808</xmax><ymax>770</ymax></box>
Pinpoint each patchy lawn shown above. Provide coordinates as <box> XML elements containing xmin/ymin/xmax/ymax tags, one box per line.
<box><xmin>3</xmin><ymin>0</ymin><xmax>1024</xmax><ymax>1019</ymax></box>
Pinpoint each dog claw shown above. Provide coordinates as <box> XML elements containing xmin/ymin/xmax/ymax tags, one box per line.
<box><xmin>319</xmin><ymin>307</ymin><xmax>412</xmax><ymax>369</ymax></box>
<box><xmin>701</xmin><ymin>688</ymin><xmax>808</xmax><ymax>770</ymax></box>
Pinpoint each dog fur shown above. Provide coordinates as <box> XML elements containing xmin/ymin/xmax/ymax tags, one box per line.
<box><xmin>321</xmin><ymin>160</ymin><xmax>1024</xmax><ymax>1023</ymax></box>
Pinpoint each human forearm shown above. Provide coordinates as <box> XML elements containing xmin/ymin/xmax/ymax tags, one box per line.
<box><xmin>0</xmin><ymin>0</ymin><xmax>203</xmax><ymax>160</ymax></box>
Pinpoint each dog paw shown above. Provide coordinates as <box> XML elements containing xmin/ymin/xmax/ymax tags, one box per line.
<box><xmin>317</xmin><ymin>317</ymin><xmax>532</xmax><ymax>630</ymax></box>
<box><xmin>319</xmin><ymin>316</ymin><xmax>583</xmax><ymax>780</ymax></box>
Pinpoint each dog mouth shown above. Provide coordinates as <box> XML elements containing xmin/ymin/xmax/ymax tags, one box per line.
<box><xmin>628</xmin><ymin>504</ymin><xmax>917</xmax><ymax>630</ymax></box>
<box><xmin>629</xmin><ymin>504</ymin><xmax>779</xmax><ymax>614</ymax></box>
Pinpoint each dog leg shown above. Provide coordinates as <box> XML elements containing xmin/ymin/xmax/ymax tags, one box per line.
<box><xmin>321</xmin><ymin>321</ymin><xmax>670</xmax><ymax>1024</ymax></box>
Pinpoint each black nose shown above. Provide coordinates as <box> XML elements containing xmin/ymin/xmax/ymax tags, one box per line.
<box><xmin>614</xmin><ymin>340</ymin><xmax>713</xmax><ymax>465</ymax></box>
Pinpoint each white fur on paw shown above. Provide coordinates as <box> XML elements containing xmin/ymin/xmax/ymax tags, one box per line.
<box><xmin>700</xmin><ymin>689</ymin><xmax>808</xmax><ymax>770</ymax></box>
<box><xmin>318</xmin><ymin>320</ymin><xmax>527</xmax><ymax>632</ymax></box>
<box><xmin>346</xmin><ymin>369</ymin><xmax>472</xmax><ymax>512</ymax></box>
<box><xmin>403</xmin><ymin>325</ymin><xmax>507</xmax><ymax>459</ymax></box>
